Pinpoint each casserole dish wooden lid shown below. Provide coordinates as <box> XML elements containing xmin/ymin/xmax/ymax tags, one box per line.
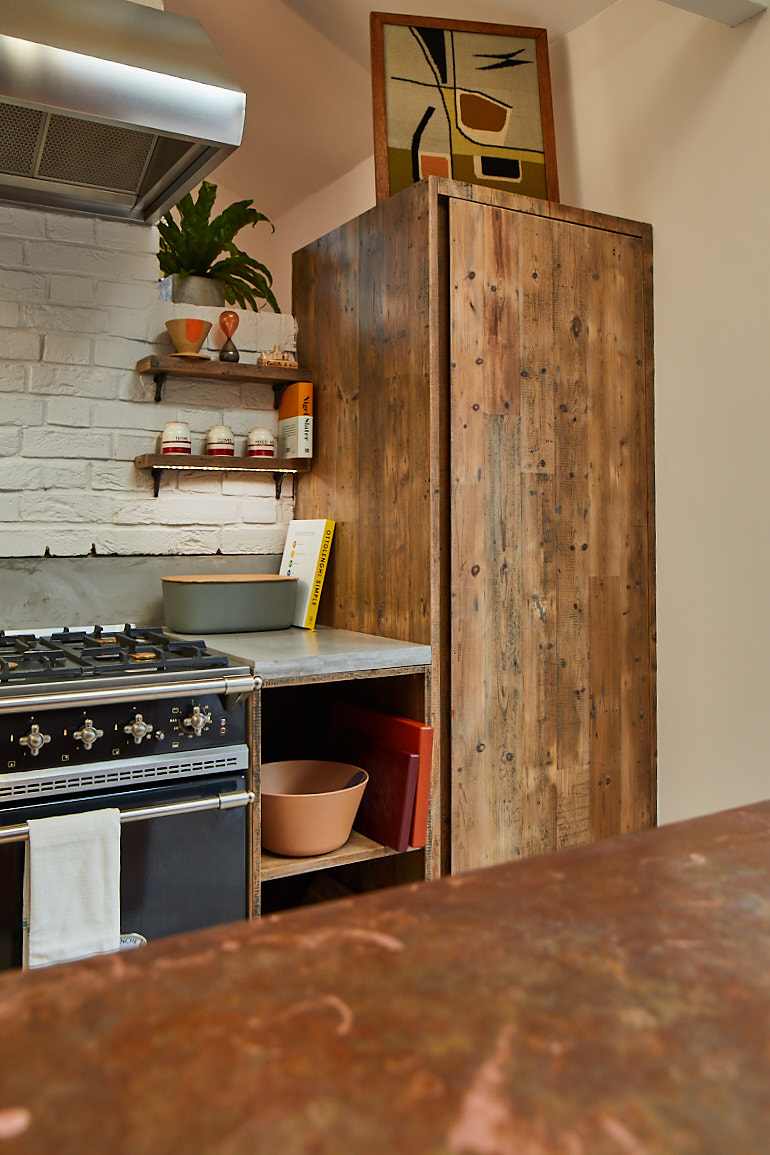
<box><xmin>161</xmin><ymin>574</ymin><xmax>296</xmax><ymax>584</ymax></box>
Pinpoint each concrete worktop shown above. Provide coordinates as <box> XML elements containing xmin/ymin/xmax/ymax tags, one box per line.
<box><xmin>178</xmin><ymin>624</ymin><xmax>432</xmax><ymax>684</ymax></box>
<box><xmin>0</xmin><ymin>802</ymin><xmax>769</xmax><ymax>1152</ymax></box>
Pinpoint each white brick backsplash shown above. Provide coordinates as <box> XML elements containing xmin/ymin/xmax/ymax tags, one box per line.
<box><xmin>221</xmin><ymin>525</ymin><xmax>288</xmax><ymax>554</ymax></box>
<box><xmin>23</xmin><ymin>428</ymin><xmax>111</xmax><ymax>459</ymax></box>
<box><xmin>239</xmin><ymin>497</ymin><xmax>277</xmax><ymax>524</ymax></box>
<box><xmin>22</xmin><ymin>493</ymin><xmax>114</xmax><ymax>522</ymax></box>
<box><xmin>0</xmin><ymin>302</ymin><xmax>20</xmax><ymax>327</ymax></box>
<box><xmin>25</xmin><ymin>241</ymin><xmax>120</xmax><ymax>277</ymax></box>
<box><xmin>46</xmin><ymin>528</ymin><xmax>100</xmax><ymax>555</ymax></box>
<box><xmin>91</xmin><ymin>399</ymin><xmax>165</xmax><ymax>432</ymax></box>
<box><xmin>1</xmin><ymin>208</ymin><xmax>290</xmax><ymax>556</ymax></box>
<box><xmin>0</xmin><ymin>206</ymin><xmax>46</xmax><ymax>238</ymax></box>
<box><xmin>0</xmin><ymin>364</ymin><xmax>26</xmax><ymax>392</ymax></box>
<box><xmin>171</xmin><ymin>380</ymin><xmax>244</xmax><ymax>410</ymax></box>
<box><xmin>3</xmin><ymin>395</ymin><xmax>45</xmax><ymax>426</ymax></box>
<box><xmin>0</xmin><ymin>526</ymin><xmax>53</xmax><ymax>556</ymax></box>
<box><xmin>111</xmin><ymin>252</ymin><xmax>160</xmax><ymax>282</ymax></box>
<box><xmin>21</xmin><ymin>303</ymin><xmax>111</xmax><ymax>334</ymax></box>
<box><xmin>0</xmin><ymin>494</ymin><xmax>20</xmax><ymax>520</ymax></box>
<box><xmin>48</xmin><ymin>276</ymin><xmax>97</xmax><ymax>305</ymax></box>
<box><xmin>0</xmin><ymin>459</ymin><xmax>43</xmax><ymax>491</ymax></box>
<box><xmin>121</xmin><ymin>372</ymin><xmax>162</xmax><ymax>404</ymax></box>
<box><xmin>107</xmin><ymin>308</ymin><xmax>155</xmax><ymax>342</ymax></box>
<box><xmin>115</xmin><ymin>430</ymin><xmax>162</xmax><ymax>460</ymax></box>
<box><xmin>98</xmin><ymin>527</ymin><xmax>221</xmax><ymax>554</ymax></box>
<box><xmin>45</xmin><ymin>215</ymin><xmax>96</xmax><ymax>245</ymax></box>
<box><xmin>28</xmin><ymin>364</ymin><xmax>123</xmax><ymax>399</ymax></box>
<box><xmin>42</xmin><ymin>333</ymin><xmax>92</xmax><ymax>366</ymax></box>
<box><xmin>113</xmin><ymin>494</ymin><xmax>244</xmax><ymax>525</ymax></box>
<box><xmin>45</xmin><ymin>397</ymin><xmax>92</xmax><ymax>427</ymax></box>
<box><xmin>0</xmin><ymin>429</ymin><xmax>21</xmax><ymax>455</ymax></box>
<box><xmin>0</xmin><ymin>270</ymin><xmax>47</xmax><ymax>301</ymax></box>
<box><xmin>221</xmin><ymin>475</ymin><xmax>276</xmax><ymax>498</ymax></box>
<box><xmin>41</xmin><ymin>462</ymin><xmax>90</xmax><ymax>489</ymax></box>
<box><xmin>94</xmin><ymin>336</ymin><xmax>147</xmax><ymax>370</ymax></box>
<box><xmin>175</xmin><ymin>472</ymin><xmax>225</xmax><ymax>493</ymax></box>
<box><xmin>91</xmin><ymin>462</ymin><xmax>152</xmax><ymax>491</ymax></box>
<box><xmin>0</xmin><ymin>526</ymin><xmax>95</xmax><ymax>557</ymax></box>
<box><xmin>98</xmin><ymin>281</ymin><xmax>155</xmax><ymax>309</ymax></box>
<box><xmin>94</xmin><ymin>220</ymin><xmax>156</xmax><ymax>253</ymax></box>
<box><xmin>0</xmin><ymin>239</ymin><xmax>24</xmax><ymax>265</ymax></box>
<box><xmin>0</xmin><ymin>331</ymin><xmax>42</xmax><ymax>361</ymax></box>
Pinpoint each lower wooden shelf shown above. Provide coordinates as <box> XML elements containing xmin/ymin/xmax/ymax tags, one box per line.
<box><xmin>261</xmin><ymin>830</ymin><xmax>402</xmax><ymax>882</ymax></box>
<box><xmin>134</xmin><ymin>453</ymin><xmax>311</xmax><ymax>497</ymax></box>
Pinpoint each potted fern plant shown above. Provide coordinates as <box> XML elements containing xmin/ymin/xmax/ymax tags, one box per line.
<box><xmin>157</xmin><ymin>181</ymin><xmax>280</xmax><ymax>312</ymax></box>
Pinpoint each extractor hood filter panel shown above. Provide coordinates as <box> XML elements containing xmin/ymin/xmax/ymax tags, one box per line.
<box><xmin>0</xmin><ymin>105</ymin><xmax>156</xmax><ymax>193</ymax></box>
<box><xmin>0</xmin><ymin>0</ymin><xmax>246</xmax><ymax>222</ymax></box>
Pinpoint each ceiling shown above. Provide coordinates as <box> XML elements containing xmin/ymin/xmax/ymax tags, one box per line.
<box><xmin>164</xmin><ymin>0</ymin><xmax>620</xmax><ymax>217</ymax></box>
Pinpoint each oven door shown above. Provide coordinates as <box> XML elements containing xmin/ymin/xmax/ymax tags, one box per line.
<box><xmin>0</xmin><ymin>771</ymin><xmax>251</xmax><ymax>970</ymax></box>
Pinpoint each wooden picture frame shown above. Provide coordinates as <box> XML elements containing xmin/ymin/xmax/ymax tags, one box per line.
<box><xmin>370</xmin><ymin>12</ymin><xmax>559</xmax><ymax>204</ymax></box>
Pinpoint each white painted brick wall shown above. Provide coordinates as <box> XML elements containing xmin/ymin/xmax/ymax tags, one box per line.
<box><xmin>0</xmin><ymin>204</ymin><xmax>292</xmax><ymax>557</ymax></box>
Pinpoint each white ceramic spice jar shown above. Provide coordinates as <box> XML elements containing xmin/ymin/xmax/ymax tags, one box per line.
<box><xmin>246</xmin><ymin>427</ymin><xmax>275</xmax><ymax>457</ymax></box>
<box><xmin>160</xmin><ymin>421</ymin><xmax>191</xmax><ymax>454</ymax></box>
<box><xmin>206</xmin><ymin>424</ymin><xmax>235</xmax><ymax>456</ymax></box>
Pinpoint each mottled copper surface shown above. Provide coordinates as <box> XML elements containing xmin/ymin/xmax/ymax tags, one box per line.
<box><xmin>1</xmin><ymin>803</ymin><xmax>769</xmax><ymax>1153</ymax></box>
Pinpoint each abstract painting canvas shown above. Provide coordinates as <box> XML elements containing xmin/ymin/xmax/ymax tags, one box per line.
<box><xmin>371</xmin><ymin>13</ymin><xmax>559</xmax><ymax>204</ymax></box>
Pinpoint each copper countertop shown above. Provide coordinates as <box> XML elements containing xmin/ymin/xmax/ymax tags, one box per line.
<box><xmin>1</xmin><ymin>802</ymin><xmax>769</xmax><ymax>1152</ymax></box>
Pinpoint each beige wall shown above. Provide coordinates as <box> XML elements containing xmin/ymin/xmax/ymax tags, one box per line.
<box><xmin>262</xmin><ymin>159</ymin><xmax>376</xmax><ymax>312</ymax></box>
<box><xmin>268</xmin><ymin>0</ymin><xmax>770</xmax><ymax>825</ymax></box>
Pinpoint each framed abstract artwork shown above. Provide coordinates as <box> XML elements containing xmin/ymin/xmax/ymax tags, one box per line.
<box><xmin>370</xmin><ymin>13</ymin><xmax>559</xmax><ymax>204</ymax></box>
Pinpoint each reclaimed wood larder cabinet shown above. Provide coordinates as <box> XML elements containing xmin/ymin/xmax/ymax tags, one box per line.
<box><xmin>292</xmin><ymin>177</ymin><xmax>656</xmax><ymax>875</ymax></box>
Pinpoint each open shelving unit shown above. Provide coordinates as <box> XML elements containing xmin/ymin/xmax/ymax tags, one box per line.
<box><xmin>134</xmin><ymin>355</ymin><xmax>313</xmax><ymax>495</ymax></box>
<box><xmin>135</xmin><ymin>355</ymin><xmax>308</xmax><ymax>405</ymax></box>
<box><xmin>261</xmin><ymin>831</ymin><xmax>398</xmax><ymax>882</ymax></box>
<box><xmin>219</xmin><ymin>632</ymin><xmax>432</xmax><ymax>918</ymax></box>
<box><xmin>134</xmin><ymin>453</ymin><xmax>311</xmax><ymax>497</ymax></box>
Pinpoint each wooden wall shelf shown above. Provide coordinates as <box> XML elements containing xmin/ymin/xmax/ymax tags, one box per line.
<box><xmin>261</xmin><ymin>831</ymin><xmax>401</xmax><ymax>882</ymax></box>
<box><xmin>134</xmin><ymin>453</ymin><xmax>311</xmax><ymax>498</ymax></box>
<box><xmin>135</xmin><ymin>356</ymin><xmax>308</xmax><ymax>405</ymax></box>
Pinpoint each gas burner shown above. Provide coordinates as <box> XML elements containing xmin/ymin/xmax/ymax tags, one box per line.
<box><xmin>0</xmin><ymin>625</ymin><xmax>231</xmax><ymax>686</ymax></box>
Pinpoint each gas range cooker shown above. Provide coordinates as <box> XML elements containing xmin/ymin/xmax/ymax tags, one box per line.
<box><xmin>0</xmin><ymin>625</ymin><xmax>253</xmax><ymax>699</ymax></box>
<box><xmin>0</xmin><ymin>625</ymin><xmax>257</xmax><ymax>802</ymax></box>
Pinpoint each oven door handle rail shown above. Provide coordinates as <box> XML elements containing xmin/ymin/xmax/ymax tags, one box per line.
<box><xmin>0</xmin><ymin>674</ymin><xmax>258</xmax><ymax>715</ymax></box>
<box><xmin>0</xmin><ymin>789</ymin><xmax>256</xmax><ymax>845</ymax></box>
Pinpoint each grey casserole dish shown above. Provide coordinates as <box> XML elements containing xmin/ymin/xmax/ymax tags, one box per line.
<box><xmin>161</xmin><ymin>574</ymin><xmax>298</xmax><ymax>633</ymax></box>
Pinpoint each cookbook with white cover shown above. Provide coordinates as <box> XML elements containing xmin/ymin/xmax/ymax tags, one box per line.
<box><xmin>279</xmin><ymin>519</ymin><xmax>335</xmax><ymax>629</ymax></box>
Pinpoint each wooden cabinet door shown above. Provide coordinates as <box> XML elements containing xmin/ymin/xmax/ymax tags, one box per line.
<box><xmin>449</xmin><ymin>197</ymin><xmax>655</xmax><ymax>871</ymax></box>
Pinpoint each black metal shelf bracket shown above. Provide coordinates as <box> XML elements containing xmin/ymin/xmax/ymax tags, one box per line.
<box><xmin>151</xmin><ymin>468</ymin><xmax>162</xmax><ymax>497</ymax></box>
<box><xmin>153</xmin><ymin>372</ymin><xmax>167</xmax><ymax>403</ymax></box>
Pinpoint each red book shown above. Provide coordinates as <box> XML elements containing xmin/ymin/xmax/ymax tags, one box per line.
<box><xmin>337</xmin><ymin>730</ymin><xmax>419</xmax><ymax>853</ymax></box>
<box><xmin>330</xmin><ymin>701</ymin><xmax>434</xmax><ymax>849</ymax></box>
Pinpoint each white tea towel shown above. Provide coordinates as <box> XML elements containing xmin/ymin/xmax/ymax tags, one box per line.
<box><xmin>23</xmin><ymin>808</ymin><xmax>121</xmax><ymax>969</ymax></box>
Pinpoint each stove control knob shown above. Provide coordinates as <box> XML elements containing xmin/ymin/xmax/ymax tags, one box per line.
<box><xmin>183</xmin><ymin>706</ymin><xmax>212</xmax><ymax>737</ymax></box>
<box><xmin>73</xmin><ymin>719</ymin><xmax>104</xmax><ymax>751</ymax></box>
<box><xmin>19</xmin><ymin>724</ymin><xmax>52</xmax><ymax>757</ymax></box>
<box><xmin>124</xmin><ymin>714</ymin><xmax>154</xmax><ymax>745</ymax></box>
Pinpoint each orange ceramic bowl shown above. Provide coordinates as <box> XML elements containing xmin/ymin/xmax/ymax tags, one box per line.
<box><xmin>261</xmin><ymin>760</ymin><xmax>368</xmax><ymax>857</ymax></box>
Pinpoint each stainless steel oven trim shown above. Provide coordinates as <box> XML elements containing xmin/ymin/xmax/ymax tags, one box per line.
<box><xmin>0</xmin><ymin>674</ymin><xmax>257</xmax><ymax>715</ymax></box>
<box><xmin>0</xmin><ymin>789</ymin><xmax>255</xmax><ymax>845</ymax></box>
<box><xmin>0</xmin><ymin>743</ymin><xmax>250</xmax><ymax>802</ymax></box>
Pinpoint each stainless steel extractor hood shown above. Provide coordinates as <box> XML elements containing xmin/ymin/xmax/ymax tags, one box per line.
<box><xmin>0</xmin><ymin>0</ymin><xmax>246</xmax><ymax>222</ymax></box>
